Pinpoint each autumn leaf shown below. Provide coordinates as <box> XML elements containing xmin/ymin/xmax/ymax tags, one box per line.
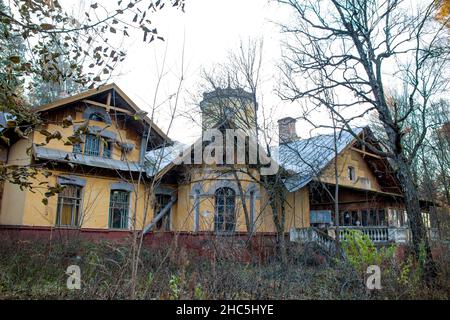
<box><xmin>0</xmin><ymin>135</ymin><xmax>10</xmax><ymax>146</ymax></box>
<box><xmin>39</xmin><ymin>129</ymin><xmax>52</xmax><ymax>137</ymax></box>
<box><xmin>8</xmin><ymin>56</ymin><xmax>20</xmax><ymax>63</ymax></box>
<box><xmin>62</xmin><ymin>115</ymin><xmax>73</xmax><ymax>128</ymax></box>
<box><xmin>40</xmin><ymin>23</ymin><xmax>55</xmax><ymax>30</ymax></box>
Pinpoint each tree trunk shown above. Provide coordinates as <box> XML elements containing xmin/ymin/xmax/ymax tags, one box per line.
<box><xmin>277</xmin><ymin>225</ymin><xmax>288</xmax><ymax>265</ymax></box>
<box><xmin>395</xmin><ymin>156</ymin><xmax>437</xmax><ymax>283</ymax></box>
<box><xmin>269</xmin><ymin>189</ymin><xmax>288</xmax><ymax>265</ymax></box>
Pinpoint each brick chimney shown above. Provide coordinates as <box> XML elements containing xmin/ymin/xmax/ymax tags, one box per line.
<box><xmin>278</xmin><ymin>117</ymin><xmax>297</xmax><ymax>144</ymax></box>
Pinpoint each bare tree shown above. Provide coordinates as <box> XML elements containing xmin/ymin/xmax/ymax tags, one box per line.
<box><xmin>0</xmin><ymin>0</ymin><xmax>185</xmax><ymax>194</ymax></box>
<box><xmin>187</xmin><ymin>39</ymin><xmax>292</xmax><ymax>264</ymax></box>
<box><xmin>278</xmin><ymin>0</ymin><xmax>450</xmax><ymax>281</ymax></box>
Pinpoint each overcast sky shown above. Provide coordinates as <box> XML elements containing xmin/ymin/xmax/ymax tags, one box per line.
<box><xmin>60</xmin><ymin>0</ymin><xmax>449</xmax><ymax>145</ymax></box>
<box><xmin>65</xmin><ymin>0</ymin><xmax>348</xmax><ymax>144</ymax></box>
<box><xmin>82</xmin><ymin>0</ymin><xmax>315</xmax><ymax>144</ymax></box>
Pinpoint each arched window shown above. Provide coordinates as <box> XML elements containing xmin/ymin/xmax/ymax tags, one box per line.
<box><xmin>215</xmin><ymin>187</ymin><xmax>236</xmax><ymax>233</ymax></box>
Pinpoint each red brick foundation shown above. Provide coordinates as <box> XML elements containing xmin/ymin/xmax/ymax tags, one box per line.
<box><xmin>0</xmin><ymin>225</ymin><xmax>284</xmax><ymax>262</ymax></box>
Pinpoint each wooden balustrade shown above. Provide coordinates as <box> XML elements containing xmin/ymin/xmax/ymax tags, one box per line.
<box><xmin>335</xmin><ymin>226</ymin><xmax>389</xmax><ymax>243</ymax></box>
<box><xmin>291</xmin><ymin>226</ymin><xmax>438</xmax><ymax>245</ymax></box>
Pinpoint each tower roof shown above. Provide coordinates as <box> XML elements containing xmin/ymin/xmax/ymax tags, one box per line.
<box><xmin>200</xmin><ymin>87</ymin><xmax>255</xmax><ymax>109</ymax></box>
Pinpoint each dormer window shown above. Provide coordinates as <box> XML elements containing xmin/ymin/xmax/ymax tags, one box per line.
<box><xmin>84</xmin><ymin>134</ymin><xmax>101</xmax><ymax>156</ymax></box>
<box><xmin>348</xmin><ymin>166</ymin><xmax>356</xmax><ymax>182</ymax></box>
<box><xmin>81</xmin><ymin>134</ymin><xmax>113</xmax><ymax>158</ymax></box>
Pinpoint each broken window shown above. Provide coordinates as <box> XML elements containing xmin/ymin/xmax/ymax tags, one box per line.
<box><xmin>56</xmin><ymin>185</ymin><xmax>82</xmax><ymax>227</ymax></box>
<box><xmin>154</xmin><ymin>194</ymin><xmax>171</xmax><ymax>231</ymax></box>
<box><xmin>89</xmin><ymin>112</ymin><xmax>105</xmax><ymax>122</ymax></box>
<box><xmin>340</xmin><ymin>210</ymin><xmax>360</xmax><ymax>226</ymax></box>
<box><xmin>348</xmin><ymin>166</ymin><xmax>356</xmax><ymax>182</ymax></box>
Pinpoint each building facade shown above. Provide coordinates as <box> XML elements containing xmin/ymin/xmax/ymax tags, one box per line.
<box><xmin>0</xmin><ymin>84</ymin><xmax>434</xmax><ymax>244</ymax></box>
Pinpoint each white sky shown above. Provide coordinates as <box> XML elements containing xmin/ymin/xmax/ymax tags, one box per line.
<box><xmin>74</xmin><ymin>0</ymin><xmax>315</xmax><ymax>144</ymax></box>
<box><xmin>56</xmin><ymin>0</ymin><xmax>450</xmax><ymax>144</ymax></box>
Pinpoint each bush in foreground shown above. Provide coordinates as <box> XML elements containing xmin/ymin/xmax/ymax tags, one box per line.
<box><xmin>0</xmin><ymin>236</ymin><xmax>448</xmax><ymax>299</ymax></box>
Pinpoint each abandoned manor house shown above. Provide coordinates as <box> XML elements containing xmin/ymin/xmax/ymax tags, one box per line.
<box><xmin>0</xmin><ymin>83</ymin><xmax>438</xmax><ymax>246</ymax></box>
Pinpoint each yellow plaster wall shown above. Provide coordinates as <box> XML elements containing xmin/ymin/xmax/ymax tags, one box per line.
<box><xmin>0</xmin><ymin>181</ymin><xmax>26</xmax><ymax>225</ymax></box>
<box><xmin>16</xmin><ymin>169</ymin><xmax>158</xmax><ymax>230</ymax></box>
<box><xmin>285</xmin><ymin>187</ymin><xmax>310</xmax><ymax>230</ymax></box>
<box><xmin>258</xmin><ymin>186</ymin><xmax>310</xmax><ymax>232</ymax></box>
<box><xmin>171</xmin><ymin>166</ymin><xmax>310</xmax><ymax>233</ymax></box>
<box><xmin>172</xmin><ymin>183</ymin><xmax>193</xmax><ymax>231</ymax></box>
<box><xmin>320</xmin><ymin>148</ymin><xmax>382</xmax><ymax>192</ymax></box>
<box><xmin>1</xmin><ymin>162</ymin><xmax>311</xmax><ymax>233</ymax></box>
<box><xmin>5</xmin><ymin>137</ymin><xmax>32</xmax><ymax>166</ymax></box>
<box><xmin>34</xmin><ymin>107</ymin><xmax>142</xmax><ymax>162</ymax></box>
<box><xmin>172</xmin><ymin>167</ymin><xmax>261</xmax><ymax>232</ymax></box>
<box><xmin>1</xmin><ymin>104</ymin><xmax>315</xmax><ymax>233</ymax></box>
<box><xmin>0</xmin><ymin>138</ymin><xmax>33</xmax><ymax>225</ymax></box>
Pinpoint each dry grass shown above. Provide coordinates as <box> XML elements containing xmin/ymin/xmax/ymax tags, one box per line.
<box><xmin>0</xmin><ymin>238</ymin><xmax>448</xmax><ymax>299</ymax></box>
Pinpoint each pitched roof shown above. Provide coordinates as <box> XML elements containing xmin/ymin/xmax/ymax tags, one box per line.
<box><xmin>145</xmin><ymin>141</ymin><xmax>187</xmax><ymax>177</ymax></box>
<box><xmin>34</xmin><ymin>83</ymin><xmax>171</xmax><ymax>143</ymax></box>
<box><xmin>144</xmin><ymin>127</ymin><xmax>279</xmax><ymax>179</ymax></box>
<box><xmin>271</xmin><ymin>127</ymin><xmax>364</xmax><ymax>192</ymax></box>
<box><xmin>33</xmin><ymin>145</ymin><xmax>142</xmax><ymax>172</ymax></box>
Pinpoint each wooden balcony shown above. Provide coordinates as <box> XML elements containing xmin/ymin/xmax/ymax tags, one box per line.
<box><xmin>291</xmin><ymin>226</ymin><xmax>439</xmax><ymax>245</ymax></box>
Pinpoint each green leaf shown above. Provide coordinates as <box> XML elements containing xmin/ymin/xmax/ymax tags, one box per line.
<box><xmin>39</xmin><ymin>129</ymin><xmax>52</xmax><ymax>137</ymax></box>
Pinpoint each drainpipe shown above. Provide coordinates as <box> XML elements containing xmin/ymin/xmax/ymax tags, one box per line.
<box><xmin>139</xmin><ymin>127</ymin><xmax>149</xmax><ymax>166</ymax></box>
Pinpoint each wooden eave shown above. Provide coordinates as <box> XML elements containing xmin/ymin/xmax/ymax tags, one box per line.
<box><xmin>34</xmin><ymin>83</ymin><xmax>171</xmax><ymax>144</ymax></box>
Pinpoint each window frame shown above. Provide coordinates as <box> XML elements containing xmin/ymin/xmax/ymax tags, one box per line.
<box><xmin>153</xmin><ymin>194</ymin><xmax>172</xmax><ymax>231</ymax></box>
<box><xmin>348</xmin><ymin>166</ymin><xmax>356</xmax><ymax>182</ymax></box>
<box><xmin>214</xmin><ymin>187</ymin><xmax>236</xmax><ymax>234</ymax></box>
<box><xmin>103</xmin><ymin>140</ymin><xmax>113</xmax><ymax>158</ymax></box>
<box><xmin>84</xmin><ymin>133</ymin><xmax>101</xmax><ymax>156</ymax></box>
<box><xmin>55</xmin><ymin>184</ymin><xmax>83</xmax><ymax>227</ymax></box>
<box><xmin>88</xmin><ymin>112</ymin><xmax>105</xmax><ymax>122</ymax></box>
<box><xmin>108</xmin><ymin>189</ymin><xmax>130</xmax><ymax>230</ymax></box>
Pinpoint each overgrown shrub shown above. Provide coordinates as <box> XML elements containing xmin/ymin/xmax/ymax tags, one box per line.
<box><xmin>0</xmin><ymin>237</ymin><xmax>448</xmax><ymax>299</ymax></box>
